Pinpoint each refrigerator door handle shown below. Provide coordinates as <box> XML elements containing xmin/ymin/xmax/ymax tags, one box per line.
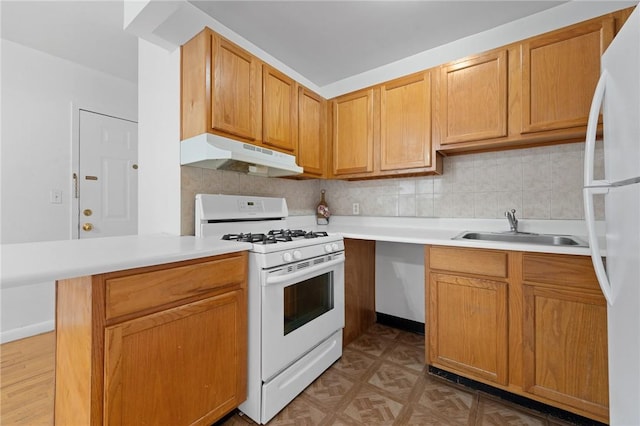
<box><xmin>584</xmin><ymin>70</ymin><xmax>609</xmax><ymax>188</ymax></box>
<box><xmin>583</xmin><ymin>186</ymin><xmax>614</xmax><ymax>305</ymax></box>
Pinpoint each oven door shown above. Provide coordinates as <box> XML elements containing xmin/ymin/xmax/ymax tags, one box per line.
<box><xmin>261</xmin><ymin>252</ymin><xmax>345</xmax><ymax>382</ymax></box>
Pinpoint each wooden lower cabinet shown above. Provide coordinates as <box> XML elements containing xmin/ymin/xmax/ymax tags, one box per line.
<box><xmin>521</xmin><ymin>253</ymin><xmax>609</xmax><ymax>422</ymax></box>
<box><xmin>55</xmin><ymin>252</ymin><xmax>248</xmax><ymax>426</ymax></box>
<box><xmin>343</xmin><ymin>238</ymin><xmax>376</xmax><ymax>346</ymax></box>
<box><xmin>429</xmin><ymin>273</ymin><xmax>508</xmax><ymax>385</ymax></box>
<box><xmin>426</xmin><ymin>246</ymin><xmax>609</xmax><ymax>423</ymax></box>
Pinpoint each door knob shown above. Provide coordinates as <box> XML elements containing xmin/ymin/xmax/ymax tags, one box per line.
<box><xmin>82</xmin><ymin>223</ymin><xmax>93</xmax><ymax>232</ymax></box>
<box><xmin>83</xmin><ymin>209</ymin><xmax>93</xmax><ymax>216</ymax></box>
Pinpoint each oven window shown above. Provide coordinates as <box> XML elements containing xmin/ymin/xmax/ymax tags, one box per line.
<box><xmin>284</xmin><ymin>272</ymin><xmax>333</xmax><ymax>335</ymax></box>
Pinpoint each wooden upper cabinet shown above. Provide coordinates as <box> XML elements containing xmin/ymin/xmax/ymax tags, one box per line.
<box><xmin>181</xmin><ymin>28</ymin><xmax>261</xmax><ymax>143</ymax></box>
<box><xmin>298</xmin><ymin>87</ymin><xmax>326</xmax><ymax>177</ymax></box>
<box><xmin>331</xmin><ymin>89</ymin><xmax>375</xmax><ymax>176</ymax></box>
<box><xmin>440</xmin><ymin>49</ymin><xmax>508</xmax><ymax>144</ymax></box>
<box><xmin>521</xmin><ymin>17</ymin><xmax>615</xmax><ymax>134</ymax></box>
<box><xmin>212</xmin><ymin>36</ymin><xmax>261</xmax><ymax>141</ymax></box>
<box><xmin>380</xmin><ymin>71</ymin><xmax>432</xmax><ymax>170</ymax></box>
<box><xmin>262</xmin><ymin>64</ymin><xmax>297</xmax><ymax>153</ymax></box>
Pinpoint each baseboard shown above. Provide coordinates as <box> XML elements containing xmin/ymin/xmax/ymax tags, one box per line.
<box><xmin>0</xmin><ymin>320</ymin><xmax>55</xmax><ymax>344</ymax></box>
<box><xmin>428</xmin><ymin>366</ymin><xmax>607</xmax><ymax>426</ymax></box>
<box><xmin>376</xmin><ymin>312</ymin><xmax>425</xmax><ymax>335</ymax></box>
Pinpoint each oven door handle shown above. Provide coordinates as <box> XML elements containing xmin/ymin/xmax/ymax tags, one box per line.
<box><xmin>263</xmin><ymin>256</ymin><xmax>344</xmax><ymax>287</ymax></box>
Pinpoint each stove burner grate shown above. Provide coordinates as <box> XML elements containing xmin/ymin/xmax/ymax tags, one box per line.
<box><xmin>222</xmin><ymin>229</ymin><xmax>330</xmax><ymax>244</ymax></box>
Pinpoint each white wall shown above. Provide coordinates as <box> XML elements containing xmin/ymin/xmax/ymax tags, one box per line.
<box><xmin>137</xmin><ymin>39</ymin><xmax>181</xmax><ymax>235</ymax></box>
<box><xmin>375</xmin><ymin>242</ymin><xmax>425</xmax><ymax>323</ymax></box>
<box><xmin>0</xmin><ymin>39</ymin><xmax>137</xmax><ymax>342</ymax></box>
<box><xmin>1</xmin><ymin>39</ymin><xmax>137</xmax><ymax>244</ymax></box>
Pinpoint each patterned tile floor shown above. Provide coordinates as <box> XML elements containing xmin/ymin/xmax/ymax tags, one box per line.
<box><xmin>222</xmin><ymin>324</ymin><xmax>579</xmax><ymax>426</ymax></box>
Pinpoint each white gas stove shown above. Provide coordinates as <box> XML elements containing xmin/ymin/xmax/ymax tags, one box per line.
<box><xmin>196</xmin><ymin>194</ymin><xmax>345</xmax><ymax>424</ymax></box>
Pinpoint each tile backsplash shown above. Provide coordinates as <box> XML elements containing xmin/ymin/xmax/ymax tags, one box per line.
<box><xmin>181</xmin><ymin>167</ymin><xmax>319</xmax><ymax>235</ymax></box>
<box><xmin>180</xmin><ymin>142</ymin><xmax>604</xmax><ymax>235</ymax></box>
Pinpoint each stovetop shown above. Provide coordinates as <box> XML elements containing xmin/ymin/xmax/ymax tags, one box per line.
<box><xmin>196</xmin><ymin>194</ymin><xmax>344</xmax><ymax>261</ymax></box>
<box><xmin>222</xmin><ymin>229</ymin><xmax>329</xmax><ymax>244</ymax></box>
<box><xmin>222</xmin><ymin>228</ymin><xmax>343</xmax><ymax>260</ymax></box>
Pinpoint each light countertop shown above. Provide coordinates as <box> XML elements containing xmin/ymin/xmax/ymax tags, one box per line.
<box><xmin>1</xmin><ymin>234</ymin><xmax>251</xmax><ymax>288</ymax></box>
<box><xmin>289</xmin><ymin>215</ymin><xmax>603</xmax><ymax>256</ymax></box>
<box><xmin>2</xmin><ymin>217</ymin><xmax>603</xmax><ymax>288</ymax></box>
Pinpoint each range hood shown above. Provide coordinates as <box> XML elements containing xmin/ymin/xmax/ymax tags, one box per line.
<box><xmin>181</xmin><ymin>133</ymin><xmax>303</xmax><ymax>177</ymax></box>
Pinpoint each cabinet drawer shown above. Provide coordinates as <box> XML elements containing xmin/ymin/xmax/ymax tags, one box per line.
<box><xmin>105</xmin><ymin>254</ymin><xmax>246</xmax><ymax>320</ymax></box>
<box><xmin>522</xmin><ymin>253</ymin><xmax>600</xmax><ymax>291</ymax></box>
<box><xmin>429</xmin><ymin>246</ymin><xmax>508</xmax><ymax>278</ymax></box>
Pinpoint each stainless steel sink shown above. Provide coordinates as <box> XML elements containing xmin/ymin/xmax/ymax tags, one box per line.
<box><xmin>453</xmin><ymin>231</ymin><xmax>588</xmax><ymax>247</ymax></box>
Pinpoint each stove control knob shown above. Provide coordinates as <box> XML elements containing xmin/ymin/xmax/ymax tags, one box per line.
<box><xmin>331</xmin><ymin>243</ymin><xmax>339</xmax><ymax>251</ymax></box>
<box><xmin>283</xmin><ymin>252</ymin><xmax>292</xmax><ymax>262</ymax></box>
<box><xmin>325</xmin><ymin>244</ymin><xmax>333</xmax><ymax>253</ymax></box>
<box><xmin>293</xmin><ymin>250</ymin><xmax>302</xmax><ymax>260</ymax></box>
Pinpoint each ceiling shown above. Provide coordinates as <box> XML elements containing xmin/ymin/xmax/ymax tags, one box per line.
<box><xmin>1</xmin><ymin>1</ymin><xmax>138</xmax><ymax>83</ymax></box>
<box><xmin>188</xmin><ymin>1</ymin><xmax>566</xmax><ymax>86</ymax></box>
<box><xmin>1</xmin><ymin>0</ymin><xmax>627</xmax><ymax>88</ymax></box>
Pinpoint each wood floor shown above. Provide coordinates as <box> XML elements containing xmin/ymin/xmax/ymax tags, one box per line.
<box><xmin>0</xmin><ymin>332</ymin><xmax>55</xmax><ymax>425</ymax></box>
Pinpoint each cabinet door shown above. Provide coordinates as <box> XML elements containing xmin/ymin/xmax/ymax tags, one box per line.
<box><xmin>428</xmin><ymin>273</ymin><xmax>508</xmax><ymax>385</ymax></box>
<box><xmin>263</xmin><ymin>64</ymin><xmax>297</xmax><ymax>153</ymax></box>
<box><xmin>211</xmin><ymin>35</ymin><xmax>261</xmax><ymax>141</ymax></box>
<box><xmin>521</xmin><ymin>17</ymin><xmax>614</xmax><ymax>134</ymax></box>
<box><xmin>104</xmin><ymin>291</ymin><xmax>246</xmax><ymax>426</ymax></box>
<box><xmin>332</xmin><ymin>89</ymin><xmax>374</xmax><ymax>176</ymax></box>
<box><xmin>298</xmin><ymin>87</ymin><xmax>326</xmax><ymax>177</ymax></box>
<box><xmin>440</xmin><ymin>49</ymin><xmax>508</xmax><ymax>144</ymax></box>
<box><xmin>380</xmin><ymin>72</ymin><xmax>432</xmax><ymax>170</ymax></box>
<box><xmin>522</xmin><ymin>286</ymin><xmax>608</xmax><ymax>422</ymax></box>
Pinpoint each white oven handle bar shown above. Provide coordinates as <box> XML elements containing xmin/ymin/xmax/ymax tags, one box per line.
<box><xmin>263</xmin><ymin>255</ymin><xmax>345</xmax><ymax>287</ymax></box>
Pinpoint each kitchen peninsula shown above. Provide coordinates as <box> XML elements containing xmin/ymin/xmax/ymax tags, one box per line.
<box><xmin>1</xmin><ymin>235</ymin><xmax>251</xmax><ymax>425</ymax></box>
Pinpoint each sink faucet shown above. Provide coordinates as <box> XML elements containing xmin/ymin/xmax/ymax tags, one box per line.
<box><xmin>505</xmin><ymin>209</ymin><xmax>518</xmax><ymax>233</ymax></box>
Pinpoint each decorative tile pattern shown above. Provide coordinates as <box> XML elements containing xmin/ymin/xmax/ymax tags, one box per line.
<box><xmin>348</xmin><ymin>333</ymin><xmax>394</xmax><ymax>357</ymax></box>
<box><xmin>367</xmin><ymin>362</ymin><xmax>419</xmax><ymax>401</ymax></box>
<box><xmin>404</xmin><ymin>403</ymin><xmax>470</xmax><ymax>426</ymax></box>
<box><xmin>303</xmin><ymin>369</ymin><xmax>355</xmax><ymax>409</ymax></box>
<box><xmin>332</xmin><ymin>348</ymin><xmax>377</xmax><ymax>380</ymax></box>
<box><xmin>318</xmin><ymin>141</ymin><xmax>600</xmax><ymax>221</ymax></box>
<box><xmin>475</xmin><ymin>397</ymin><xmax>547</xmax><ymax>426</ymax></box>
<box><xmin>416</xmin><ymin>378</ymin><xmax>475</xmax><ymax>421</ymax></box>
<box><xmin>180</xmin><ymin>141</ymin><xmax>599</xmax><ymax>234</ymax></box>
<box><xmin>365</xmin><ymin>324</ymin><xmax>402</xmax><ymax>340</ymax></box>
<box><xmin>342</xmin><ymin>386</ymin><xmax>404</xmax><ymax>425</ymax></box>
<box><xmin>265</xmin><ymin>397</ymin><xmax>328</xmax><ymax>426</ymax></box>
<box><xmin>384</xmin><ymin>343</ymin><xmax>425</xmax><ymax>373</ymax></box>
<box><xmin>395</xmin><ymin>330</ymin><xmax>425</xmax><ymax>348</ymax></box>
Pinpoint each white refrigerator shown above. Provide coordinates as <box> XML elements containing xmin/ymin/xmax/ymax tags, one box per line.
<box><xmin>584</xmin><ymin>5</ymin><xmax>640</xmax><ymax>425</ymax></box>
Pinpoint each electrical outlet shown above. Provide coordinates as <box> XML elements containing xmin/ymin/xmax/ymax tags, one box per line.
<box><xmin>352</xmin><ymin>203</ymin><xmax>360</xmax><ymax>215</ymax></box>
<box><xmin>50</xmin><ymin>190</ymin><xmax>62</xmax><ymax>204</ymax></box>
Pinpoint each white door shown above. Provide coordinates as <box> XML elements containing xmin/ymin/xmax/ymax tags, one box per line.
<box><xmin>78</xmin><ymin>110</ymin><xmax>138</xmax><ymax>238</ymax></box>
